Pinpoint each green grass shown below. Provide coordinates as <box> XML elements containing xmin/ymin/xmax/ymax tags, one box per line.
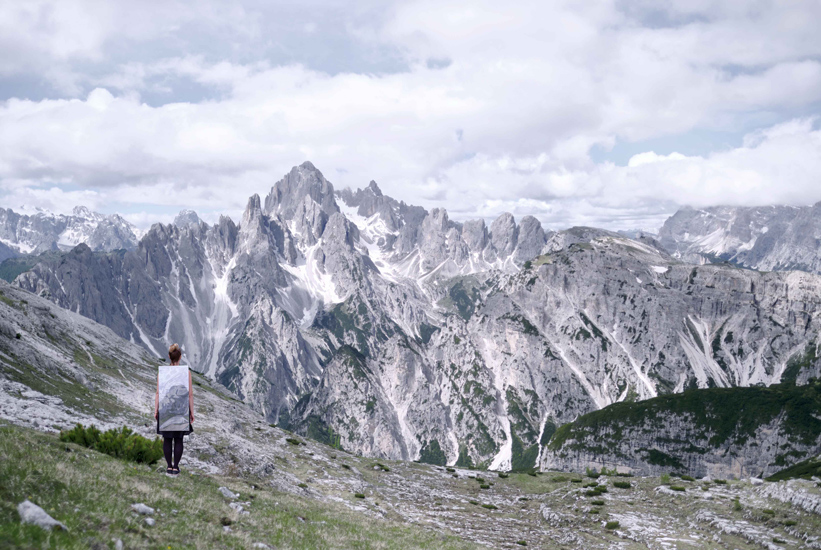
<box><xmin>548</xmin><ymin>382</ymin><xmax>821</xmax><ymax>457</ymax></box>
<box><xmin>0</xmin><ymin>425</ymin><xmax>476</xmax><ymax>550</ymax></box>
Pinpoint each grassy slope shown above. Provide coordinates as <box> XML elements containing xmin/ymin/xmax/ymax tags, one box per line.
<box><xmin>549</xmin><ymin>382</ymin><xmax>821</xmax><ymax>459</ymax></box>
<box><xmin>0</xmin><ymin>425</ymin><xmax>475</xmax><ymax>550</ymax></box>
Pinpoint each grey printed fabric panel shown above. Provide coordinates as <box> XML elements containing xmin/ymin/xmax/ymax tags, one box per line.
<box><xmin>159</xmin><ymin>365</ymin><xmax>189</xmax><ymax>431</ymax></box>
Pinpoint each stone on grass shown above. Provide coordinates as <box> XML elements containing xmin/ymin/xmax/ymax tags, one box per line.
<box><xmin>223</xmin><ymin>525</ymin><xmax>232</xmax><ymax>533</ymax></box>
<box><xmin>750</xmin><ymin>477</ymin><xmax>764</xmax><ymax>486</ymax></box>
<box><xmin>131</xmin><ymin>503</ymin><xmax>154</xmax><ymax>515</ymax></box>
<box><xmin>229</xmin><ymin>502</ymin><xmax>244</xmax><ymax>513</ymax></box>
<box><xmin>219</xmin><ymin>487</ymin><xmax>239</xmax><ymax>499</ymax></box>
<box><xmin>17</xmin><ymin>500</ymin><xmax>67</xmax><ymax>531</ymax></box>
<box><xmin>145</xmin><ymin>517</ymin><xmax>155</xmax><ymax>527</ymax></box>
<box><xmin>114</xmin><ymin>539</ymin><xmax>123</xmax><ymax>550</ymax></box>
<box><xmin>252</xmin><ymin>544</ymin><xmax>272</xmax><ymax>549</ymax></box>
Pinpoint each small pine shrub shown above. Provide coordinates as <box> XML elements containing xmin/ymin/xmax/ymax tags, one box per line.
<box><xmin>480</xmin><ymin>484</ymin><xmax>490</xmax><ymax>489</ymax></box>
<box><xmin>481</xmin><ymin>504</ymin><xmax>498</xmax><ymax>510</ymax></box>
<box><xmin>762</xmin><ymin>509</ymin><xmax>775</xmax><ymax>515</ymax></box>
<box><xmin>613</xmin><ymin>481</ymin><xmax>631</xmax><ymax>489</ymax></box>
<box><xmin>591</xmin><ymin>500</ymin><xmax>605</xmax><ymax>506</ymax></box>
<box><xmin>680</xmin><ymin>475</ymin><xmax>695</xmax><ymax>482</ymax></box>
<box><xmin>476</xmin><ymin>477</ymin><xmax>485</xmax><ymax>483</ymax></box>
<box><xmin>660</xmin><ymin>473</ymin><xmax>671</xmax><ymax>485</ymax></box>
<box><xmin>783</xmin><ymin>519</ymin><xmax>797</xmax><ymax>526</ymax></box>
<box><xmin>498</xmin><ymin>472</ymin><xmax>509</xmax><ymax>478</ymax></box>
<box><xmin>298</xmin><ymin>483</ymin><xmax>308</xmax><ymax>489</ymax></box>
<box><xmin>670</xmin><ymin>486</ymin><xmax>686</xmax><ymax>492</ymax></box>
<box><xmin>551</xmin><ymin>476</ymin><xmax>567</xmax><ymax>482</ymax></box>
<box><xmin>469</xmin><ymin>500</ymin><xmax>479</xmax><ymax>505</ymax></box>
<box><xmin>616</xmin><ymin>472</ymin><xmax>633</xmax><ymax>477</ymax></box>
<box><xmin>527</xmin><ymin>471</ymin><xmax>537</xmax><ymax>477</ymax></box>
<box><xmin>354</xmin><ymin>493</ymin><xmax>366</xmax><ymax>499</ymax></box>
<box><xmin>60</xmin><ymin>424</ymin><xmax>163</xmax><ymax>465</ymax></box>
<box><xmin>446</xmin><ymin>467</ymin><xmax>455</xmax><ymax>472</ymax></box>
<box><xmin>15</xmin><ymin>333</ymin><xmax>21</xmax><ymax>339</ymax></box>
<box><xmin>773</xmin><ymin>538</ymin><xmax>785</xmax><ymax>544</ymax></box>
<box><xmin>341</xmin><ymin>464</ymin><xmax>351</xmax><ymax>470</ymax></box>
<box><xmin>516</xmin><ymin>541</ymin><xmax>527</xmax><ymax>547</ymax></box>
<box><xmin>585</xmin><ymin>468</ymin><xmax>601</xmax><ymax>479</ymax></box>
<box><xmin>714</xmin><ymin>479</ymin><xmax>727</xmax><ymax>485</ymax></box>
<box><xmin>570</xmin><ymin>478</ymin><xmax>582</xmax><ymax>483</ymax></box>
<box><xmin>589</xmin><ymin>508</ymin><xmax>599</xmax><ymax>514</ymax></box>
<box><xmin>285</xmin><ymin>437</ymin><xmax>302</xmax><ymax>446</ymax></box>
<box><xmin>605</xmin><ymin>521</ymin><xmax>619</xmax><ymax>530</ymax></box>
<box><xmin>583</xmin><ymin>482</ymin><xmax>599</xmax><ymax>488</ymax></box>
<box><xmin>733</xmin><ymin>499</ymin><xmax>742</xmax><ymax>511</ymax></box>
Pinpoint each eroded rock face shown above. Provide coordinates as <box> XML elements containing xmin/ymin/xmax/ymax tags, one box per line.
<box><xmin>0</xmin><ymin>205</ymin><xmax>139</xmax><ymax>255</ymax></box>
<box><xmin>659</xmin><ymin>203</ymin><xmax>821</xmax><ymax>274</ymax></box>
<box><xmin>12</xmin><ymin>162</ymin><xmax>821</xmax><ymax>475</ymax></box>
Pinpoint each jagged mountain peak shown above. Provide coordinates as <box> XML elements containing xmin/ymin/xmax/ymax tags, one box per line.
<box><xmin>263</xmin><ymin>162</ymin><xmax>339</xmax><ymax>220</ymax></box>
<box><xmin>174</xmin><ymin>209</ymin><xmax>201</xmax><ymax>228</ymax></box>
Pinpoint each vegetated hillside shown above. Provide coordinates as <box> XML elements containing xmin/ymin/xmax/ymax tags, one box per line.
<box><xmin>2</xmin><ymin>280</ymin><xmax>821</xmax><ymax>548</ymax></box>
<box><xmin>543</xmin><ymin>382</ymin><xmax>821</xmax><ymax>478</ymax></box>
<box><xmin>12</xmin><ymin>162</ymin><xmax>821</xmax><ymax>471</ymax></box>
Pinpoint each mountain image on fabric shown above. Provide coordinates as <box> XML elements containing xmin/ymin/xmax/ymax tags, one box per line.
<box><xmin>159</xmin><ymin>366</ymin><xmax>189</xmax><ymax>432</ymax></box>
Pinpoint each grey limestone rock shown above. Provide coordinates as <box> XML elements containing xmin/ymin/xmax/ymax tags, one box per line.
<box><xmin>131</xmin><ymin>503</ymin><xmax>154</xmax><ymax>515</ymax></box>
<box><xmin>17</xmin><ymin>500</ymin><xmax>67</xmax><ymax>531</ymax></box>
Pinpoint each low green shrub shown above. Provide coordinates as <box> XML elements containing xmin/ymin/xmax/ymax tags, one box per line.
<box><xmin>733</xmin><ymin>499</ymin><xmax>742</xmax><ymax>511</ymax></box>
<box><xmin>762</xmin><ymin>509</ymin><xmax>775</xmax><ymax>515</ymax></box>
<box><xmin>591</xmin><ymin>500</ymin><xmax>605</xmax><ymax>506</ymax></box>
<box><xmin>714</xmin><ymin>479</ymin><xmax>727</xmax><ymax>485</ymax></box>
<box><xmin>605</xmin><ymin>521</ymin><xmax>619</xmax><ymax>530</ymax></box>
<box><xmin>480</xmin><ymin>484</ymin><xmax>490</xmax><ymax>489</ymax></box>
<box><xmin>670</xmin><ymin>486</ymin><xmax>686</xmax><ymax>492</ymax></box>
<box><xmin>497</xmin><ymin>472</ymin><xmax>509</xmax><ymax>479</ymax></box>
<box><xmin>297</xmin><ymin>483</ymin><xmax>308</xmax><ymax>489</ymax></box>
<box><xmin>481</xmin><ymin>504</ymin><xmax>498</xmax><ymax>510</ymax></box>
<box><xmin>680</xmin><ymin>475</ymin><xmax>695</xmax><ymax>482</ymax></box>
<box><xmin>783</xmin><ymin>519</ymin><xmax>797</xmax><ymax>526</ymax></box>
<box><xmin>589</xmin><ymin>509</ymin><xmax>599</xmax><ymax>514</ymax></box>
<box><xmin>583</xmin><ymin>482</ymin><xmax>598</xmax><ymax>488</ymax></box>
<box><xmin>475</xmin><ymin>477</ymin><xmax>485</xmax><ymax>483</ymax></box>
<box><xmin>551</xmin><ymin>475</ymin><xmax>567</xmax><ymax>482</ymax></box>
<box><xmin>354</xmin><ymin>493</ymin><xmax>366</xmax><ymax>499</ymax></box>
<box><xmin>660</xmin><ymin>473</ymin><xmax>671</xmax><ymax>484</ymax></box>
<box><xmin>570</xmin><ymin>478</ymin><xmax>583</xmax><ymax>483</ymax></box>
<box><xmin>515</xmin><ymin>541</ymin><xmax>527</xmax><ymax>547</ymax></box>
<box><xmin>469</xmin><ymin>500</ymin><xmax>479</xmax><ymax>505</ymax></box>
<box><xmin>285</xmin><ymin>437</ymin><xmax>302</xmax><ymax>446</ymax></box>
<box><xmin>613</xmin><ymin>481</ymin><xmax>631</xmax><ymax>489</ymax></box>
<box><xmin>446</xmin><ymin>467</ymin><xmax>455</xmax><ymax>472</ymax></box>
<box><xmin>59</xmin><ymin>424</ymin><xmax>162</xmax><ymax>465</ymax></box>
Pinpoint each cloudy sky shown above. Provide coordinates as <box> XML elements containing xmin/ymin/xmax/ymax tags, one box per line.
<box><xmin>1</xmin><ymin>0</ymin><xmax>821</xmax><ymax>231</ymax></box>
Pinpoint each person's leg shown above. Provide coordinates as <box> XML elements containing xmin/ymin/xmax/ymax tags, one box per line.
<box><xmin>163</xmin><ymin>436</ymin><xmax>173</xmax><ymax>470</ymax></box>
<box><xmin>173</xmin><ymin>435</ymin><xmax>184</xmax><ymax>470</ymax></box>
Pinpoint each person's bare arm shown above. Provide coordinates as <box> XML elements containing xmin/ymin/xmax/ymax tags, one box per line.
<box><xmin>188</xmin><ymin>370</ymin><xmax>195</xmax><ymax>423</ymax></box>
<box><xmin>154</xmin><ymin>373</ymin><xmax>159</xmax><ymax>420</ymax></box>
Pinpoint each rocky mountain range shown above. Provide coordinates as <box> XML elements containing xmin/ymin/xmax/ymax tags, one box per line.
<box><xmin>4</xmin><ymin>277</ymin><xmax>818</xmax><ymax>549</ymax></box>
<box><xmin>658</xmin><ymin>203</ymin><xmax>821</xmax><ymax>274</ymax></box>
<box><xmin>0</xmin><ymin>205</ymin><xmax>140</xmax><ymax>261</ymax></box>
<box><xmin>7</xmin><ymin>161</ymin><xmax>821</xmax><ymax>472</ymax></box>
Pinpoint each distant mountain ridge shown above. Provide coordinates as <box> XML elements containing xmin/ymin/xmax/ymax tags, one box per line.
<box><xmin>0</xmin><ymin>205</ymin><xmax>140</xmax><ymax>261</ymax></box>
<box><xmin>658</xmin><ymin>203</ymin><xmax>821</xmax><ymax>274</ymax></box>
<box><xmin>9</xmin><ymin>162</ymin><xmax>821</xmax><ymax>472</ymax></box>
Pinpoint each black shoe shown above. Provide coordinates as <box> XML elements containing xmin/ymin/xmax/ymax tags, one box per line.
<box><xmin>166</xmin><ymin>467</ymin><xmax>174</xmax><ymax>475</ymax></box>
<box><xmin>172</xmin><ymin>466</ymin><xmax>180</xmax><ymax>475</ymax></box>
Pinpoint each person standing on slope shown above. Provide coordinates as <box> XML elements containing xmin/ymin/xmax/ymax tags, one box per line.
<box><xmin>155</xmin><ymin>343</ymin><xmax>194</xmax><ymax>475</ymax></box>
